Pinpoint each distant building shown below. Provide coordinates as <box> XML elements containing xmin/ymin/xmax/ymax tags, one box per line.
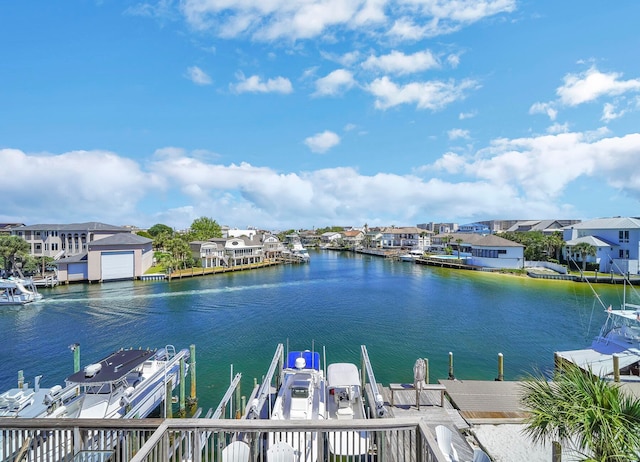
<box><xmin>458</xmin><ymin>222</ymin><xmax>491</xmax><ymax>234</ymax></box>
<box><xmin>379</xmin><ymin>227</ymin><xmax>427</xmax><ymax>249</ymax></box>
<box><xmin>0</xmin><ymin>223</ymin><xmax>24</xmax><ymax>235</ymax></box>
<box><xmin>563</xmin><ymin>217</ymin><xmax>640</xmax><ymax>274</ymax></box>
<box><xmin>431</xmin><ymin>232</ymin><xmax>525</xmax><ymax>269</ymax></box>
<box><xmin>506</xmin><ymin>219</ymin><xmax>580</xmax><ymax>235</ymax></box>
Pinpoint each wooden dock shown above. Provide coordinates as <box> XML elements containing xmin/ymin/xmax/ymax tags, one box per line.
<box><xmin>372</xmin><ymin>380</ymin><xmax>531</xmax><ymax>462</ymax></box>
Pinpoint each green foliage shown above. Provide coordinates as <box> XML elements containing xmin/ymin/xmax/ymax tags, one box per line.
<box><xmin>277</xmin><ymin>229</ymin><xmax>296</xmax><ymax>242</ymax></box>
<box><xmin>315</xmin><ymin>226</ymin><xmax>344</xmax><ymax>235</ymax></box>
<box><xmin>0</xmin><ymin>235</ymin><xmax>30</xmax><ymax>271</ymax></box>
<box><xmin>186</xmin><ymin>217</ymin><xmax>222</xmax><ymax>241</ymax></box>
<box><xmin>521</xmin><ymin>363</ymin><xmax>640</xmax><ymax>461</ymax></box>
<box><xmin>148</xmin><ymin>223</ymin><xmax>173</xmax><ymax>237</ymax></box>
<box><xmin>500</xmin><ymin>231</ymin><xmax>565</xmax><ymax>262</ymax></box>
<box><xmin>136</xmin><ymin>230</ymin><xmax>152</xmax><ymax>239</ymax></box>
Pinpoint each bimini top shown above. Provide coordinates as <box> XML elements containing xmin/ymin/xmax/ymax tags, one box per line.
<box><xmin>66</xmin><ymin>349</ymin><xmax>155</xmax><ymax>385</ymax></box>
<box><xmin>327</xmin><ymin>363</ymin><xmax>360</xmax><ymax>388</ymax></box>
<box><xmin>287</xmin><ymin>351</ymin><xmax>321</xmax><ymax>371</ymax></box>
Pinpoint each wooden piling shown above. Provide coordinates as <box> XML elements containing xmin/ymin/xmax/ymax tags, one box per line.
<box><xmin>179</xmin><ymin>357</ymin><xmax>186</xmax><ymax>415</ymax></box>
<box><xmin>165</xmin><ymin>379</ymin><xmax>173</xmax><ymax>418</ymax></box>
<box><xmin>552</xmin><ymin>441</ymin><xmax>561</xmax><ymax>462</ymax></box>
<box><xmin>448</xmin><ymin>352</ymin><xmax>455</xmax><ymax>380</ymax></box>
<box><xmin>189</xmin><ymin>344</ymin><xmax>197</xmax><ymax>404</ymax></box>
<box><xmin>613</xmin><ymin>354</ymin><xmax>620</xmax><ymax>383</ymax></box>
<box><xmin>424</xmin><ymin>358</ymin><xmax>429</xmax><ymax>384</ymax></box>
<box><xmin>72</xmin><ymin>343</ymin><xmax>81</xmax><ymax>373</ymax></box>
<box><xmin>497</xmin><ymin>353</ymin><xmax>504</xmax><ymax>381</ymax></box>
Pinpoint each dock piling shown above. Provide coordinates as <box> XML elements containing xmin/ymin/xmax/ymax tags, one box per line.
<box><xmin>71</xmin><ymin>343</ymin><xmax>80</xmax><ymax>373</ymax></box>
<box><xmin>496</xmin><ymin>353</ymin><xmax>504</xmax><ymax>381</ymax></box>
<box><xmin>448</xmin><ymin>352</ymin><xmax>455</xmax><ymax>380</ymax></box>
<box><xmin>179</xmin><ymin>357</ymin><xmax>186</xmax><ymax>415</ymax></box>
<box><xmin>424</xmin><ymin>358</ymin><xmax>429</xmax><ymax>384</ymax></box>
<box><xmin>189</xmin><ymin>344</ymin><xmax>197</xmax><ymax>405</ymax></box>
<box><xmin>613</xmin><ymin>354</ymin><xmax>620</xmax><ymax>383</ymax></box>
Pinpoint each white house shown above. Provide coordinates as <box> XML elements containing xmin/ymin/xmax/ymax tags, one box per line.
<box><xmin>563</xmin><ymin>217</ymin><xmax>640</xmax><ymax>274</ymax></box>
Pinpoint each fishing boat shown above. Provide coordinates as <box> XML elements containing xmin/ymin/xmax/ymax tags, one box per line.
<box><xmin>0</xmin><ymin>374</ymin><xmax>77</xmax><ymax>418</ymax></box>
<box><xmin>0</xmin><ymin>277</ymin><xmax>43</xmax><ymax>305</ymax></box>
<box><xmin>399</xmin><ymin>250</ymin><xmax>423</xmax><ymax>262</ymax></box>
<box><xmin>61</xmin><ymin>345</ymin><xmax>189</xmax><ymax>418</ymax></box>
<box><xmin>556</xmin><ymin>271</ymin><xmax>640</xmax><ymax>381</ymax></box>
<box><xmin>325</xmin><ymin>363</ymin><xmax>372</xmax><ymax>458</ymax></box>
<box><xmin>268</xmin><ymin>350</ymin><xmax>326</xmax><ymax>462</ymax></box>
<box><xmin>291</xmin><ymin>241</ymin><xmax>311</xmax><ymax>262</ymax></box>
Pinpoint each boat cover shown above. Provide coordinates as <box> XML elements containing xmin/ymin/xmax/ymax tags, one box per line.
<box><xmin>556</xmin><ymin>348</ymin><xmax>640</xmax><ymax>377</ymax></box>
<box><xmin>327</xmin><ymin>363</ymin><xmax>360</xmax><ymax>388</ymax></box>
<box><xmin>287</xmin><ymin>351</ymin><xmax>321</xmax><ymax>370</ymax></box>
<box><xmin>66</xmin><ymin>349</ymin><xmax>155</xmax><ymax>384</ymax></box>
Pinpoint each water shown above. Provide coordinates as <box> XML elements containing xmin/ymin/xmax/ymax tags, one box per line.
<box><xmin>0</xmin><ymin>250</ymin><xmax>622</xmax><ymax>411</ymax></box>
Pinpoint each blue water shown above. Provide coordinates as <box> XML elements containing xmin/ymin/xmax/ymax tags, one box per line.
<box><xmin>0</xmin><ymin>250</ymin><xmax>621</xmax><ymax>411</ymax></box>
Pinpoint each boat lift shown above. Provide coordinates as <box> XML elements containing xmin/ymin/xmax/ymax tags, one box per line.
<box><xmin>361</xmin><ymin>345</ymin><xmax>387</xmax><ymax>417</ymax></box>
<box><xmin>245</xmin><ymin>343</ymin><xmax>284</xmax><ymax>419</ymax></box>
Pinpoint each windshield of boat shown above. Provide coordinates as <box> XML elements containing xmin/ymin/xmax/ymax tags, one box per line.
<box><xmin>291</xmin><ymin>386</ymin><xmax>309</xmax><ymax>399</ymax></box>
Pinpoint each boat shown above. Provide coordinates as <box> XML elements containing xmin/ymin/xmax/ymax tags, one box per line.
<box><xmin>555</xmin><ymin>268</ymin><xmax>640</xmax><ymax>381</ymax></box>
<box><xmin>291</xmin><ymin>241</ymin><xmax>311</xmax><ymax>262</ymax></box>
<box><xmin>0</xmin><ymin>374</ymin><xmax>77</xmax><ymax>418</ymax></box>
<box><xmin>268</xmin><ymin>350</ymin><xmax>326</xmax><ymax>462</ymax></box>
<box><xmin>325</xmin><ymin>363</ymin><xmax>372</xmax><ymax>458</ymax></box>
<box><xmin>61</xmin><ymin>345</ymin><xmax>189</xmax><ymax>418</ymax></box>
<box><xmin>0</xmin><ymin>277</ymin><xmax>43</xmax><ymax>305</ymax></box>
<box><xmin>399</xmin><ymin>249</ymin><xmax>424</xmax><ymax>262</ymax></box>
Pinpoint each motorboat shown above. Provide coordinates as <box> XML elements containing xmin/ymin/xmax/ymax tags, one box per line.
<box><xmin>0</xmin><ymin>374</ymin><xmax>76</xmax><ymax>418</ymax></box>
<box><xmin>61</xmin><ymin>345</ymin><xmax>190</xmax><ymax>418</ymax></box>
<box><xmin>399</xmin><ymin>249</ymin><xmax>424</xmax><ymax>262</ymax></box>
<box><xmin>325</xmin><ymin>363</ymin><xmax>372</xmax><ymax>458</ymax></box>
<box><xmin>291</xmin><ymin>241</ymin><xmax>311</xmax><ymax>262</ymax></box>
<box><xmin>556</xmin><ymin>275</ymin><xmax>640</xmax><ymax>381</ymax></box>
<box><xmin>0</xmin><ymin>277</ymin><xmax>43</xmax><ymax>305</ymax></box>
<box><xmin>268</xmin><ymin>350</ymin><xmax>326</xmax><ymax>462</ymax></box>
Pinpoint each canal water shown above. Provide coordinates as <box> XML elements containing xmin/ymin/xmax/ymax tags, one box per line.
<box><xmin>0</xmin><ymin>250</ymin><xmax>625</xmax><ymax>411</ymax></box>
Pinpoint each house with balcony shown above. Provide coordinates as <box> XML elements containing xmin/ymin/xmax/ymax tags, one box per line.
<box><xmin>342</xmin><ymin>230</ymin><xmax>364</xmax><ymax>248</ymax></box>
<box><xmin>190</xmin><ymin>240</ymin><xmax>228</xmax><ymax>268</ymax></box>
<box><xmin>563</xmin><ymin>217</ymin><xmax>640</xmax><ymax>274</ymax></box>
<box><xmin>432</xmin><ymin>232</ymin><xmax>525</xmax><ymax>269</ymax></box>
<box><xmin>379</xmin><ymin>227</ymin><xmax>426</xmax><ymax>249</ymax></box>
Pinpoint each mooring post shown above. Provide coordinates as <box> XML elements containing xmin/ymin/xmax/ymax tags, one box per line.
<box><xmin>424</xmin><ymin>358</ymin><xmax>429</xmax><ymax>384</ymax></box>
<box><xmin>189</xmin><ymin>344</ymin><xmax>197</xmax><ymax>404</ymax></box>
<box><xmin>179</xmin><ymin>357</ymin><xmax>186</xmax><ymax>415</ymax></box>
<box><xmin>18</xmin><ymin>370</ymin><xmax>24</xmax><ymax>389</ymax></box>
<box><xmin>496</xmin><ymin>353</ymin><xmax>504</xmax><ymax>381</ymax></box>
<box><xmin>613</xmin><ymin>354</ymin><xmax>620</xmax><ymax>383</ymax></box>
<box><xmin>71</xmin><ymin>343</ymin><xmax>81</xmax><ymax>373</ymax></box>
<box><xmin>448</xmin><ymin>352</ymin><xmax>455</xmax><ymax>380</ymax></box>
<box><xmin>165</xmin><ymin>379</ymin><xmax>173</xmax><ymax>418</ymax></box>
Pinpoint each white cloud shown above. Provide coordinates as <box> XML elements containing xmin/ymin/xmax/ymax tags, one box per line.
<box><xmin>557</xmin><ymin>66</ymin><xmax>640</xmax><ymax>106</ymax></box>
<box><xmin>366</xmin><ymin>76</ymin><xmax>479</xmax><ymax>110</ymax></box>
<box><xmin>231</xmin><ymin>73</ymin><xmax>293</xmax><ymax>94</ymax></box>
<box><xmin>529</xmin><ymin>102</ymin><xmax>557</xmax><ymax>121</ymax></box>
<box><xmin>448</xmin><ymin>128</ymin><xmax>470</xmax><ymax>140</ymax></box>
<box><xmin>179</xmin><ymin>0</ymin><xmax>516</xmax><ymax>41</ymax></box>
<box><xmin>185</xmin><ymin>66</ymin><xmax>213</xmax><ymax>85</ymax></box>
<box><xmin>6</xmin><ymin>130</ymin><xmax>640</xmax><ymax>230</ymax></box>
<box><xmin>602</xmin><ymin>102</ymin><xmax>625</xmax><ymax>122</ymax></box>
<box><xmin>546</xmin><ymin>122</ymin><xmax>569</xmax><ymax>134</ymax></box>
<box><xmin>362</xmin><ymin>49</ymin><xmax>439</xmax><ymax>75</ymax></box>
<box><xmin>304</xmin><ymin>131</ymin><xmax>341</xmax><ymax>153</ymax></box>
<box><xmin>446</xmin><ymin>53</ymin><xmax>461</xmax><ymax>68</ymax></box>
<box><xmin>314</xmin><ymin>69</ymin><xmax>355</xmax><ymax>96</ymax></box>
<box><xmin>459</xmin><ymin>110</ymin><xmax>477</xmax><ymax>120</ymax></box>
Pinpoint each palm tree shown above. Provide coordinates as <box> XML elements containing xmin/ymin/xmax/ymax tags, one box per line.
<box><xmin>571</xmin><ymin>242</ymin><xmax>597</xmax><ymax>272</ymax></box>
<box><xmin>521</xmin><ymin>362</ymin><xmax>640</xmax><ymax>461</ymax></box>
<box><xmin>455</xmin><ymin>238</ymin><xmax>463</xmax><ymax>259</ymax></box>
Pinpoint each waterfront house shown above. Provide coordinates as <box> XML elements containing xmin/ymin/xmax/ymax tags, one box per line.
<box><xmin>432</xmin><ymin>233</ymin><xmax>525</xmax><ymax>269</ymax></box>
<box><xmin>342</xmin><ymin>230</ymin><xmax>364</xmax><ymax>248</ymax></box>
<box><xmin>563</xmin><ymin>217</ymin><xmax>640</xmax><ymax>274</ymax></box>
<box><xmin>224</xmin><ymin>235</ymin><xmax>264</xmax><ymax>266</ymax></box>
<box><xmin>320</xmin><ymin>232</ymin><xmax>342</xmax><ymax>245</ymax></box>
<box><xmin>379</xmin><ymin>226</ymin><xmax>426</xmax><ymax>249</ymax></box>
<box><xmin>190</xmin><ymin>240</ymin><xmax>227</xmax><ymax>268</ymax></box>
<box><xmin>9</xmin><ymin>222</ymin><xmax>135</xmax><ymax>260</ymax></box>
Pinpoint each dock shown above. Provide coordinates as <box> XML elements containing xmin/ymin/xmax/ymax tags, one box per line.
<box><xmin>371</xmin><ymin>379</ymin><xmax>531</xmax><ymax>461</ymax></box>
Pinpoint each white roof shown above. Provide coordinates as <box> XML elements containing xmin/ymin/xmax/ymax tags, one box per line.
<box><xmin>327</xmin><ymin>363</ymin><xmax>360</xmax><ymax>387</ymax></box>
<box><xmin>568</xmin><ymin>217</ymin><xmax>640</xmax><ymax>230</ymax></box>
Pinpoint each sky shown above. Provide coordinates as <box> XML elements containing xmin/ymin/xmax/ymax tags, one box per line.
<box><xmin>2</xmin><ymin>1</ymin><xmax>640</xmax><ymax>231</ymax></box>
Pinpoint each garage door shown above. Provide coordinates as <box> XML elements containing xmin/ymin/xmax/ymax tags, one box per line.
<box><xmin>68</xmin><ymin>263</ymin><xmax>88</xmax><ymax>281</ymax></box>
<box><xmin>101</xmin><ymin>251</ymin><xmax>134</xmax><ymax>281</ymax></box>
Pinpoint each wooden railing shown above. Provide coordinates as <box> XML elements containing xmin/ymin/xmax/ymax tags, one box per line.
<box><xmin>0</xmin><ymin>418</ymin><xmax>449</xmax><ymax>462</ymax></box>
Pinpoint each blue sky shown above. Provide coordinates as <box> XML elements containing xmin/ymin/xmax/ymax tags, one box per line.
<box><xmin>2</xmin><ymin>1</ymin><xmax>640</xmax><ymax>231</ymax></box>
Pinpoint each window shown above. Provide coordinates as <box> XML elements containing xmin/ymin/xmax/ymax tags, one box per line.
<box><xmin>619</xmin><ymin>230</ymin><xmax>629</xmax><ymax>243</ymax></box>
<box><xmin>619</xmin><ymin>249</ymin><xmax>630</xmax><ymax>259</ymax></box>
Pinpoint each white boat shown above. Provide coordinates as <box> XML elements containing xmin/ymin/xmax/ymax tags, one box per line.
<box><xmin>291</xmin><ymin>241</ymin><xmax>311</xmax><ymax>262</ymax></box>
<box><xmin>61</xmin><ymin>345</ymin><xmax>189</xmax><ymax>418</ymax></box>
<box><xmin>325</xmin><ymin>363</ymin><xmax>372</xmax><ymax>458</ymax></box>
<box><xmin>556</xmin><ymin>276</ymin><xmax>640</xmax><ymax>381</ymax></box>
<box><xmin>0</xmin><ymin>277</ymin><xmax>43</xmax><ymax>305</ymax></box>
<box><xmin>268</xmin><ymin>350</ymin><xmax>326</xmax><ymax>462</ymax></box>
<box><xmin>399</xmin><ymin>250</ymin><xmax>424</xmax><ymax>262</ymax></box>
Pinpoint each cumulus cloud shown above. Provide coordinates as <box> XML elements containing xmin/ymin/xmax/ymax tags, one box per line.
<box><xmin>448</xmin><ymin>128</ymin><xmax>470</xmax><ymax>140</ymax></box>
<box><xmin>529</xmin><ymin>101</ymin><xmax>557</xmax><ymax>121</ymax></box>
<box><xmin>362</xmin><ymin>49</ymin><xmax>439</xmax><ymax>75</ymax></box>
<box><xmin>231</xmin><ymin>73</ymin><xmax>293</xmax><ymax>94</ymax></box>
<box><xmin>366</xmin><ymin>76</ymin><xmax>479</xmax><ymax>110</ymax></box>
<box><xmin>178</xmin><ymin>0</ymin><xmax>516</xmax><ymax>41</ymax></box>
<box><xmin>185</xmin><ymin>66</ymin><xmax>212</xmax><ymax>85</ymax></box>
<box><xmin>314</xmin><ymin>69</ymin><xmax>355</xmax><ymax>96</ymax></box>
<box><xmin>602</xmin><ymin>102</ymin><xmax>625</xmax><ymax>122</ymax></box>
<box><xmin>5</xmin><ymin>130</ymin><xmax>640</xmax><ymax>229</ymax></box>
<box><xmin>557</xmin><ymin>66</ymin><xmax>640</xmax><ymax>106</ymax></box>
<box><xmin>304</xmin><ymin>131</ymin><xmax>341</xmax><ymax>153</ymax></box>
